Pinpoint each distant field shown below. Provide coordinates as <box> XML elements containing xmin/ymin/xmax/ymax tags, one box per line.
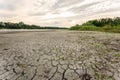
<box><xmin>0</xmin><ymin>30</ymin><xmax>120</xmax><ymax>80</ymax></box>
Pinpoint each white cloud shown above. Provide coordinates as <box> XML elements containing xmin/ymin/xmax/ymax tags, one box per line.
<box><xmin>0</xmin><ymin>0</ymin><xmax>120</xmax><ymax>27</ymax></box>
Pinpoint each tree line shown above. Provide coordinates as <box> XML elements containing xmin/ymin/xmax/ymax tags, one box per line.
<box><xmin>70</xmin><ymin>17</ymin><xmax>120</xmax><ymax>33</ymax></box>
<box><xmin>82</xmin><ymin>17</ymin><xmax>120</xmax><ymax>27</ymax></box>
<box><xmin>0</xmin><ymin>22</ymin><xmax>67</xmax><ymax>29</ymax></box>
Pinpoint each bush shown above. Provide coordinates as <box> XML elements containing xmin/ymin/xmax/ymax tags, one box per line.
<box><xmin>78</xmin><ymin>26</ymin><xmax>100</xmax><ymax>31</ymax></box>
<box><xmin>70</xmin><ymin>24</ymin><xmax>80</xmax><ymax>30</ymax></box>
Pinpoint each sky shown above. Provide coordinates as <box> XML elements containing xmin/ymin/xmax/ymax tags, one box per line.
<box><xmin>0</xmin><ymin>0</ymin><xmax>120</xmax><ymax>27</ymax></box>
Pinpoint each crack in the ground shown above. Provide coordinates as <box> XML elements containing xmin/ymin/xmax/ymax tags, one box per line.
<box><xmin>31</xmin><ymin>68</ymin><xmax>37</xmax><ymax>80</ymax></box>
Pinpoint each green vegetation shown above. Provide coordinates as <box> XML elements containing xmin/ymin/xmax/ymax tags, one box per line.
<box><xmin>0</xmin><ymin>22</ymin><xmax>67</xmax><ymax>29</ymax></box>
<box><xmin>70</xmin><ymin>17</ymin><xmax>120</xmax><ymax>33</ymax></box>
<box><xmin>114</xmin><ymin>53</ymin><xmax>120</xmax><ymax>58</ymax></box>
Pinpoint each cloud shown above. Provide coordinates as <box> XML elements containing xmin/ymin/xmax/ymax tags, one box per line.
<box><xmin>0</xmin><ymin>0</ymin><xmax>25</xmax><ymax>11</ymax></box>
<box><xmin>0</xmin><ymin>0</ymin><xmax>120</xmax><ymax>27</ymax></box>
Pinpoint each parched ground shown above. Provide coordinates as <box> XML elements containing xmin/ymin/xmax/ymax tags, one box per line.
<box><xmin>0</xmin><ymin>30</ymin><xmax>120</xmax><ymax>80</ymax></box>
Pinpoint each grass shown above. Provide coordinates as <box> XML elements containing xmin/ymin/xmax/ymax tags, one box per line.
<box><xmin>102</xmin><ymin>26</ymin><xmax>120</xmax><ymax>33</ymax></box>
<box><xmin>114</xmin><ymin>53</ymin><xmax>120</xmax><ymax>57</ymax></box>
<box><xmin>70</xmin><ymin>25</ymin><xmax>120</xmax><ymax>33</ymax></box>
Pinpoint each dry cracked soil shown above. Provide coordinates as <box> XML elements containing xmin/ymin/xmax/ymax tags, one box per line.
<box><xmin>0</xmin><ymin>30</ymin><xmax>120</xmax><ymax>80</ymax></box>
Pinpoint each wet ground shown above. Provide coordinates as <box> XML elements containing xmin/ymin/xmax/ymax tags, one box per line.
<box><xmin>0</xmin><ymin>30</ymin><xmax>120</xmax><ymax>80</ymax></box>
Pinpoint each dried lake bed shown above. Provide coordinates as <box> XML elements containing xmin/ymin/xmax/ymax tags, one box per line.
<box><xmin>0</xmin><ymin>29</ymin><xmax>120</xmax><ymax>80</ymax></box>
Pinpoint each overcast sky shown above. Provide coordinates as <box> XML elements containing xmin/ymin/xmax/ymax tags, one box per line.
<box><xmin>0</xmin><ymin>0</ymin><xmax>120</xmax><ymax>27</ymax></box>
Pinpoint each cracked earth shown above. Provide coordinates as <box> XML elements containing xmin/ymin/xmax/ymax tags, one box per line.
<box><xmin>0</xmin><ymin>30</ymin><xmax>120</xmax><ymax>80</ymax></box>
